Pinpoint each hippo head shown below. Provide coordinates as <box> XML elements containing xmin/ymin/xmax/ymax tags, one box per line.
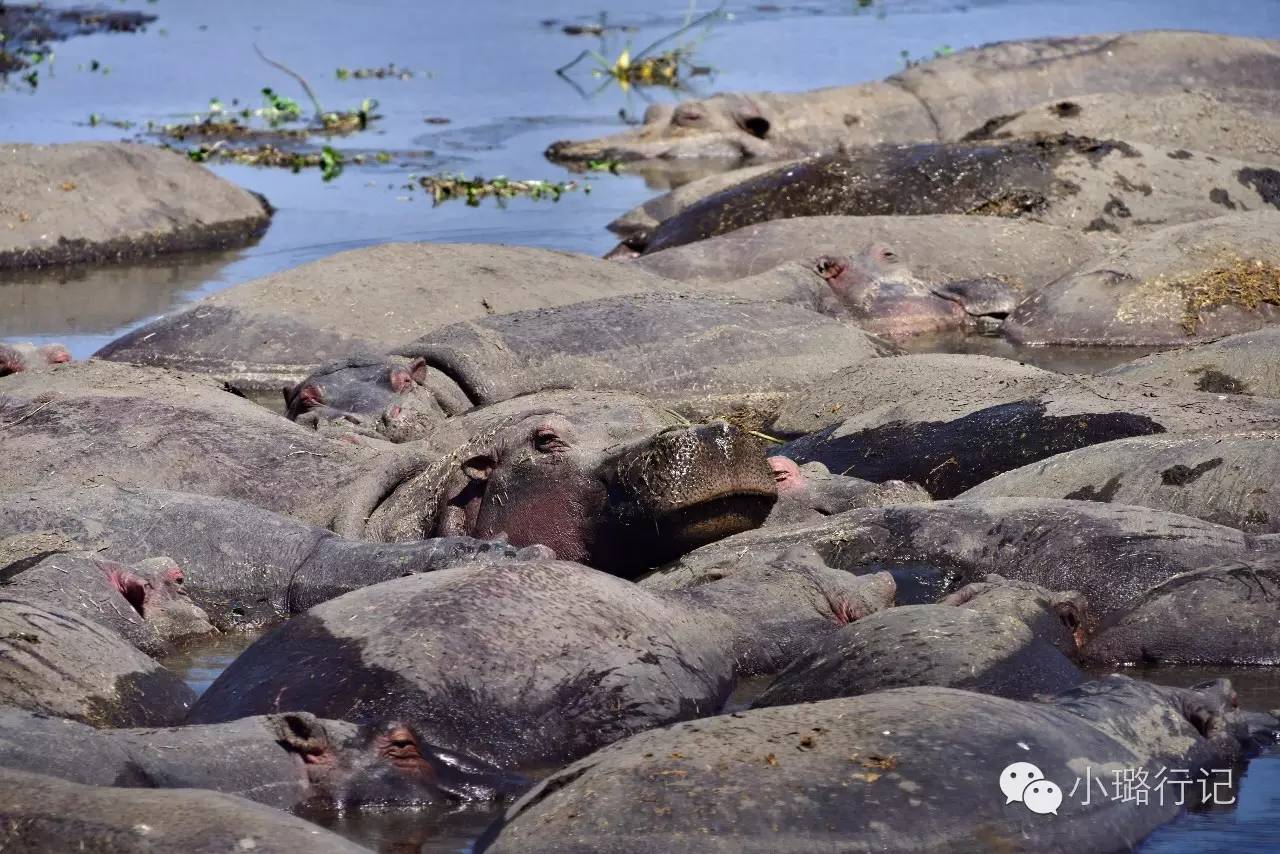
<box><xmin>546</xmin><ymin>94</ymin><xmax>781</xmax><ymax>164</ymax></box>
<box><xmin>352</xmin><ymin>399</ymin><xmax>778</xmax><ymax>576</ymax></box>
<box><xmin>810</xmin><ymin>245</ymin><xmax>1017</xmax><ymax>337</ymax></box>
<box><xmin>0</xmin><ymin>342</ymin><xmax>71</xmax><ymax>377</ymax></box>
<box><xmin>940</xmin><ymin>574</ymin><xmax>1089</xmax><ymax>656</ymax></box>
<box><xmin>281</xmin><ymin>715</ymin><xmax>526</xmax><ymax>812</ymax></box>
<box><xmin>766</xmin><ymin>456</ymin><xmax>928</xmax><ymax>524</ymax></box>
<box><xmin>285</xmin><ymin>356</ymin><xmax>457</xmax><ymax>442</ymax></box>
<box><xmin>102</xmin><ymin>557</ymin><xmax>216</xmax><ymax>643</ymax></box>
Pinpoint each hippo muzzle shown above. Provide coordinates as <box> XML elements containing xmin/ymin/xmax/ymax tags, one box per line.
<box><xmin>605</xmin><ymin>421</ymin><xmax>777</xmax><ymax>567</ymax></box>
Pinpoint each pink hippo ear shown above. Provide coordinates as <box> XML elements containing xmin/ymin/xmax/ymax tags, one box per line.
<box><xmin>103</xmin><ymin>563</ymin><xmax>148</xmax><ymax>617</ymax></box>
<box><xmin>407</xmin><ymin>357</ymin><xmax>430</xmax><ymax>386</ymax></box>
<box><xmin>273</xmin><ymin>713</ymin><xmax>333</xmax><ymax>764</ymax></box>
<box><xmin>40</xmin><ymin>345</ymin><xmax>72</xmax><ymax>365</ymax></box>
<box><xmin>388</xmin><ymin>367</ymin><xmax>414</xmax><ymax>394</ymax></box>
<box><xmin>814</xmin><ymin>256</ymin><xmax>847</xmax><ymax>281</ymax></box>
<box><xmin>297</xmin><ymin>383</ymin><xmax>325</xmax><ymax>408</ymax></box>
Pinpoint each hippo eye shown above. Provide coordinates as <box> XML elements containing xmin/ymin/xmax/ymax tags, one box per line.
<box><xmin>673</xmin><ymin>107</ymin><xmax>704</xmax><ymax>125</ymax></box>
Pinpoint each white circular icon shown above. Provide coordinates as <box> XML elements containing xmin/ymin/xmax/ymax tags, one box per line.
<box><xmin>1022</xmin><ymin>779</ymin><xmax>1063</xmax><ymax>815</ymax></box>
<box><xmin>999</xmin><ymin>762</ymin><xmax>1045</xmax><ymax>804</ymax></box>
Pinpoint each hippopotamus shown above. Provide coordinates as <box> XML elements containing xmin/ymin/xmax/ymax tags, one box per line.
<box><xmin>0</xmin><ymin>342</ymin><xmax>71</xmax><ymax>376</ymax></box>
<box><xmin>0</xmin><ymin>597</ymin><xmax>194</xmax><ymax>726</ymax></box>
<box><xmin>0</xmin><ymin>488</ymin><xmax>539</xmax><ymax>630</ymax></box>
<box><xmin>0</xmin><ymin>552</ymin><xmax>214</xmax><ymax>655</ymax></box>
<box><xmin>765</xmin><ymin>456</ymin><xmax>928</xmax><ymax>525</ymax></box>
<box><xmin>1006</xmin><ymin>212</ymin><xmax>1280</xmax><ymax>346</ymax></box>
<box><xmin>546</xmin><ymin>31</ymin><xmax>1280</xmax><ymax>169</ymax></box>
<box><xmin>649</xmin><ymin>497</ymin><xmax>1280</xmax><ymax>624</ymax></box>
<box><xmin>0</xmin><ymin>363</ymin><xmax>780</xmax><ymax>575</ymax></box>
<box><xmin>0</xmin><ymin>767</ymin><xmax>371</xmax><ymax>854</ymax></box>
<box><xmin>94</xmin><ymin>243</ymin><xmax>676</xmax><ymax>392</ymax></box>
<box><xmin>606</xmin><ymin>162</ymin><xmax>787</xmax><ymax>244</ymax></box>
<box><xmin>941</xmin><ymin>575</ymin><xmax>1088</xmax><ymax>657</ymax></box>
<box><xmin>0</xmin><ymin>707</ymin><xmax>525</xmax><ymax>813</ymax></box>
<box><xmin>771</xmin><ymin>352</ymin><xmax>1056</xmax><ymax>436</ymax></box>
<box><xmin>1083</xmin><ymin>560</ymin><xmax>1280</xmax><ymax>666</ymax></box>
<box><xmin>187</xmin><ymin>555</ymin><xmax>895</xmax><ymax>770</ymax></box>
<box><xmin>1102</xmin><ymin>326</ymin><xmax>1280</xmax><ymax>398</ymax></box>
<box><xmin>962</xmin><ymin>429</ymin><xmax>1280</xmax><ymax>534</ymax></box>
<box><xmin>671</xmin><ymin>246</ymin><xmax>1021</xmax><ymax>339</ymax></box>
<box><xmin>752</xmin><ymin>604</ymin><xmax>1086</xmax><ymax>706</ymax></box>
<box><xmin>628</xmin><ymin>214</ymin><xmax>1113</xmax><ymax>294</ymax></box>
<box><xmin>481</xmin><ymin>677</ymin><xmax>1269</xmax><ymax>853</ymax></box>
<box><xmin>636</xmin><ymin>136</ymin><xmax>1280</xmax><ymax>254</ymax></box>
<box><xmin>284</xmin><ymin>293</ymin><xmax>889</xmax><ymax>436</ymax></box>
<box><xmin>777</xmin><ymin>374</ymin><xmax>1280</xmax><ymax>498</ymax></box>
<box><xmin>965</xmin><ymin>89</ymin><xmax>1280</xmax><ymax>168</ymax></box>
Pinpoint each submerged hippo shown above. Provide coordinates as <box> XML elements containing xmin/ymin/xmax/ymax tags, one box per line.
<box><xmin>0</xmin><ymin>364</ymin><xmax>779</xmax><ymax>576</ymax></box>
<box><xmin>1102</xmin><ymin>326</ymin><xmax>1280</xmax><ymax>398</ymax></box>
<box><xmin>1006</xmin><ymin>212</ymin><xmax>1280</xmax><ymax>346</ymax></box>
<box><xmin>637</xmin><ymin>136</ymin><xmax>1280</xmax><ymax>254</ymax></box>
<box><xmin>0</xmin><ymin>597</ymin><xmax>194</xmax><ymax>726</ymax></box>
<box><xmin>0</xmin><ymin>342</ymin><xmax>71</xmax><ymax>376</ymax></box>
<box><xmin>547</xmin><ymin>31</ymin><xmax>1280</xmax><ymax>168</ymax></box>
<box><xmin>286</xmin><ymin>293</ymin><xmax>888</xmax><ymax>436</ymax></box>
<box><xmin>0</xmin><ymin>707</ymin><xmax>524</xmax><ymax>813</ymax></box>
<box><xmin>0</xmin><ymin>767</ymin><xmax>370</xmax><ymax>854</ymax></box>
<box><xmin>778</xmin><ymin>374</ymin><xmax>1280</xmax><ymax>498</ymax></box>
<box><xmin>95</xmin><ymin>243</ymin><xmax>676</xmax><ymax>391</ymax></box>
<box><xmin>187</xmin><ymin>556</ymin><xmax>895</xmax><ymax>770</ymax></box>
<box><xmin>651</xmin><ymin>497</ymin><xmax>1280</xmax><ymax>624</ymax></box>
<box><xmin>962</xmin><ymin>429</ymin><xmax>1280</xmax><ymax>534</ymax></box>
<box><xmin>765</xmin><ymin>456</ymin><xmax>928</xmax><ymax>525</ymax></box>
<box><xmin>966</xmin><ymin>89</ymin><xmax>1280</xmax><ymax>167</ymax></box>
<box><xmin>0</xmin><ymin>488</ymin><xmax>539</xmax><ymax>629</ymax></box>
<box><xmin>752</xmin><ymin>604</ymin><xmax>1085</xmax><ymax>706</ymax></box>
<box><xmin>0</xmin><ymin>552</ymin><xmax>214</xmax><ymax>655</ymax></box>
<box><xmin>630</xmin><ymin>214</ymin><xmax>1112</xmax><ymax>292</ymax></box>
<box><xmin>482</xmin><ymin>677</ymin><xmax>1267</xmax><ymax>853</ymax></box>
<box><xmin>1084</xmin><ymin>560</ymin><xmax>1280</xmax><ymax>666</ymax></box>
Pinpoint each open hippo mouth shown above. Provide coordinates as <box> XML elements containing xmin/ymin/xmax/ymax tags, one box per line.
<box><xmin>606</xmin><ymin>421</ymin><xmax>778</xmax><ymax>570</ymax></box>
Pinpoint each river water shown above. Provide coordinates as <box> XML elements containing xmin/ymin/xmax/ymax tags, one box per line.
<box><xmin>8</xmin><ymin>0</ymin><xmax>1280</xmax><ymax>851</ymax></box>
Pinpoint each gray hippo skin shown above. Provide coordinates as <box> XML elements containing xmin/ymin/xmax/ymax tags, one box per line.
<box><xmin>1006</xmin><ymin>212</ymin><xmax>1280</xmax><ymax>346</ymax></box>
<box><xmin>547</xmin><ymin>31</ymin><xmax>1280</xmax><ymax>167</ymax></box>
<box><xmin>606</xmin><ymin>162</ymin><xmax>786</xmax><ymax>241</ymax></box>
<box><xmin>765</xmin><ymin>456</ymin><xmax>929</xmax><ymax>525</ymax></box>
<box><xmin>0</xmin><ymin>767</ymin><xmax>371</xmax><ymax>854</ymax></box>
<box><xmin>638</xmin><ymin>136</ymin><xmax>1280</xmax><ymax>254</ymax></box>
<box><xmin>966</xmin><ymin>89</ymin><xmax>1280</xmax><ymax>167</ymax></box>
<box><xmin>0</xmin><ymin>365</ymin><xmax>779</xmax><ymax>576</ymax></box>
<box><xmin>0</xmin><ymin>552</ymin><xmax>214</xmax><ymax>655</ymax></box>
<box><xmin>753</xmin><ymin>604</ymin><xmax>1085</xmax><ymax>706</ymax></box>
<box><xmin>0</xmin><ymin>342</ymin><xmax>71</xmax><ymax>376</ymax></box>
<box><xmin>1084</xmin><ymin>560</ymin><xmax>1280</xmax><ymax>666</ymax></box>
<box><xmin>1102</xmin><ymin>326</ymin><xmax>1280</xmax><ymax>398</ymax></box>
<box><xmin>0</xmin><ymin>707</ymin><xmax>524</xmax><ymax>812</ymax></box>
<box><xmin>95</xmin><ymin>243</ymin><xmax>675</xmax><ymax>391</ymax></box>
<box><xmin>941</xmin><ymin>574</ymin><xmax>1089</xmax><ymax>657</ymax></box>
<box><xmin>962</xmin><ymin>429</ymin><xmax>1280</xmax><ymax>534</ymax></box>
<box><xmin>777</xmin><ymin>374</ymin><xmax>1280</xmax><ymax>498</ymax></box>
<box><xmin>186</xmin><ymin>556</ymin><xmax>895</xmax><ymax>770</ymax></box>
<box><xmin>651</xmin><ymin>498</ymin><xmax>1279</xmax><ymax>624</ymax></box>
<box><xmin>0</xmin><ymin>488</ymin><xmax>536</xmax><ymax>630</ymax></box>
<box><xmin>481</xmin><ymin>677</ymin><xmax>1264</xmax><ymax>853</ymax></box>
<box><xmin>630</xmin><ymin>214</ymin><xmax>1112</xmax><ymax>295</ymax></box>
<box><xmin>0</xmin><ymin>597</ymin><xmax>194</xmax><ymax>726</ymax></box>
<box><xmin>772</xmin><ymin>352</ymin><xmax>1055</xmax><ymax>435</ymax></box>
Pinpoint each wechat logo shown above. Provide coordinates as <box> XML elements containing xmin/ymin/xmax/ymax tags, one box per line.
<box><xmin>1000</xmin><ymin>762</ymin><xmax>1063</xmax><ymax>815</ymax></box>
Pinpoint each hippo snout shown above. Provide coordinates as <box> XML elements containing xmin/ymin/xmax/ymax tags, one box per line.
<box><xmin>607</xmin><ymin>422</ymin><xmax>777</xmax><ymax>560</ymax></box>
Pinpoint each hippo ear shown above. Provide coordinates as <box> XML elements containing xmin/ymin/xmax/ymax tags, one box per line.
<box><xmin>274</xmin><ymin>713</ymin><xmax>332</xmax><ymax>758</ymax></box>
<box><xmin>1053</xmin><ymin>598</ymin><xmax>1086</xmax><ymax>635</ymax></box>
<box><xmin>296</xmin><ymin>383</ymin><xmax>324</xmax><ymax>408</ymax></box>
<box><xmin>388</xmin><ymin>367</ymin><xmax>414</xmax><ymax>394</ymax></box>
<box><xmin>814</xmin><ymin>256</ymin><xmax>847</xmax><ymax>281</ymax></box>
<box><xmin>407</xmin><ymin>357</ymin><xmax>430</xmax><ymax>385</ymax></box>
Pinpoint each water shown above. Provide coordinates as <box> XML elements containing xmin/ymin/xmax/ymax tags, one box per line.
<box><xmin>7</xmin><ymin>1</ymin><xmax>1280</xmax><ymax>851</ymax></box>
